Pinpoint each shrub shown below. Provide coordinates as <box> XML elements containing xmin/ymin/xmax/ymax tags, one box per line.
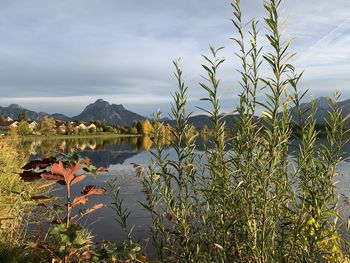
<box><xmin>139</xmin><ymin>0</ymin><xmax>350</xmax><ymax>262</ymax></box>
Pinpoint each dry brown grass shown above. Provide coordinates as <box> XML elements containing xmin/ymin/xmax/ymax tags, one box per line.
<box><xmin>0</xmin><ymin>136</ymin><xmax>32</xmax><ymax>247</ymax></box>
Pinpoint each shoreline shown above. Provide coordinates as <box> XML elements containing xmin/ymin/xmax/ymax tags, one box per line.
<box><xmin>21</xmin><ymin>133</ymin><xmax>143</xmax><ymax>140</ymax></box>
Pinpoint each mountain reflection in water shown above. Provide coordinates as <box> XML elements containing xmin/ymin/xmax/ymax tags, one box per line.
<box><xmin>22</xmin><ymin>136</ymin><xmax>165</xmax><ymax>252</ymax></box>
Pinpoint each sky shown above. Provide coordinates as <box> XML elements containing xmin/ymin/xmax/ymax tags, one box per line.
<box><xmin>0</xmin><ymin>0</ymin><xmax>349</xmax><ymax>117</ymax></box>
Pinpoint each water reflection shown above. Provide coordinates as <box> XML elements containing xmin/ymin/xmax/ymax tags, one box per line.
<box><xmin>22</xmin><ymin>136</ymin><xmax>157</xmax><ymax>249</ymax></box>
<box><xmin>22</xmin><ymin>136</ymin><xmax>166</xmax><ymax>158</ymax></box>
<box><xmin>21</xmin><ymin>135</ymin><xmax>350</xmax><ymax>256</ymax></box>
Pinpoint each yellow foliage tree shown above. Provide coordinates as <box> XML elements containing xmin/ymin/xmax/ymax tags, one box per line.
<box><xmin>39</xmin><ymin>116</ymin><xmax>56</xmax><ymax>136</ymax></box>
<box><xmin>142</xmin><ymin>120</ymin><xmax>154</xmax><ymax>136</ymax></box>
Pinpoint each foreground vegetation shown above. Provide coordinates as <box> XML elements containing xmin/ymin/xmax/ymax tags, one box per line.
<box><xmin>0</xmin><ymin>135</ymin><xmax>52</xmax><ymax>261</ymax></box>
<box><xmin>1</xmin><ymin>0</ymin><xmax>350</xmax><ymax>262</ymax></box>
<box><xmin>138</xmin><ymin>0</ymin><xmax>350</xmax><ymax>262</ymax></box>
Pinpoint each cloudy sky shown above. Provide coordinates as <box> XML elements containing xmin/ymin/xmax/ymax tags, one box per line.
<box><xmin>0</xmin><ymin>0</ymin><xmax>349</xmax><ymax>117</ymax></box>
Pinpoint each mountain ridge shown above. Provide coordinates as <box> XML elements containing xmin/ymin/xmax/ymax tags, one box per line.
<box><xmin>0</xmin><ymin>99</ymin><xmax>146</xmax><ymax>126</ymax></box>
<box><xmin>72</xmin><ymin>99</ymin><xmax>145</xmax><ymax>126</ymax></box>
<box><xmin>1</xmin><ymin>97</ymin><xmax>350</xmax><ymax>127</ymax></box>
<box><xmin>289</xmin><ymin>97</ymin><xmax>350</xmax><ymax>125</ymax></box>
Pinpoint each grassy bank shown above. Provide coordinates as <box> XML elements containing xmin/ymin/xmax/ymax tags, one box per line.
<box><xmin>0</xmin><ymin>137</ymin><xmax>49</xmax><ymax>261</ymax></box>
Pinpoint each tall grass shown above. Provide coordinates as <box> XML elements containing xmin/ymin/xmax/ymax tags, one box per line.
<box><xmin>0</xmin><ymin>135</ymin><xmax>53</xmax><ymax>263</ymax></box>
<box><xmin>139</xmin><ymin>0</ymin><xmax>350</xmax><ymax>262</ymax></box>
<box><xmin>0</xmin><ymin>136</ymin><xmax>40</xmax><ymax>262</ymax></box>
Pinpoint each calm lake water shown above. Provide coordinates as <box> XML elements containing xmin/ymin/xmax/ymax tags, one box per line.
<box><xmin>23</xmin><ymin>136</ymin><xmax>350</xmax><ymax>253</ymax></box>
<box><xmin>24</xmin><ymin>136</ymin><xmax>158</xmax><ymax>249</ymax></box>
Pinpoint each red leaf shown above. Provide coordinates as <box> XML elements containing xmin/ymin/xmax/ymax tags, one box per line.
<box><xmin>69</xmin><ymin>163</ymin><xmax>81</xmax><ymax>178</ymax></box>
<box><xmin>81</xmin><ymin>185</ymin><xmax>107</xmax><ymax>196</ymax></box>
<box><xmin>81</xmin><ymin>185</ymin><xmax>94</xmax><ymax>195</ymax></box>
<box><xmin>71</xmin><ymin>174</ymin><xmax>87</xmax><ymax>185</ymax></box>
<box><xmin>20</xmin><ymin>171</ymin><xmax>43</xmax><ymax>182</ymax></box>
<box><xmin>51</xmin><ymin>161</ymin><xmax>81</xmax><ymax>182</ymax></box>
<box><xmin>96</xmin><ymin>167</ymin><xmax>108</xmax><ymax>172</ymax></box>
<box><xmin>80</xmin><ymin>203</ymin><xmax>105</xmax><ymax>217</ymax></box>
<box><xmin>72</xmin><ymin>195</ymin><xmax>89</xmax><ymax>208</ymax></box>
<box><xmin>21</xmin><ymin>157</ymin><xmax>56</xmax><ymax>170</ymax></box>
<box><xmin>41</xmin><ymin>173</ymin><xmax>64</xmax><ymax>181</ymax></box>
<box><xmin>51</xmin><ymin>161</ymin><xmax>66</xmax><ymax>176</ymax></box>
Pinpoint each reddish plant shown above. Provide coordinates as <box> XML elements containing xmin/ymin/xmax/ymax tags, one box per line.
<box><xmin>21</xmin><ymin>155</ymin><xmax>108</xmax><ymax>262</ymax></box>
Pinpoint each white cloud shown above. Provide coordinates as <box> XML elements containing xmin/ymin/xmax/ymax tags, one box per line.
<box><xmin>0</xmin><ymin>0</ymin><xmax>350</xmax><ymax>115</ymax></box>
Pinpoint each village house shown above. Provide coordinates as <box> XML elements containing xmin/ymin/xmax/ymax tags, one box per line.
<box><xmin>28</xmin><ymin>121</ymin><xmax>38</xmax><ymax>131</ymax></box>
<box><xmin>74</xmin><ymin>123</ymin><xmax>87</xmax><ymax>130</ymax></box>
<box><xmin>0</xmin><ymin>121</ymin><xmax>18</xmax><ymax>130</ymax></box>
<box><xmin>4</xmin><ymin>116</ymin><xmax>13</xmax><ymax>122</ymax></box>
<box><xmin>57</xmin><ymin>124</ymin><xmax>67</xmax><ymax>133</ymax></box>
<box><xmin>55</xmin><ymin>120</ymin><xmax>67</xmax><ymax>133</ymax></box>
<box><xmin>87</xmin><ymin>123</ymin><xmax>97</xmax><ymax>130</ymax></box>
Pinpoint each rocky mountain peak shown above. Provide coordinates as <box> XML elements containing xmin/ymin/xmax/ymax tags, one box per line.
<box><xmin>73</xmin><ymin>99</ymin><xmax>144</xmax><ymax>125</ymax></box>
<box><xmin>8</xmin><ymin>104</ymin><xmax>22</xmax><ymax>109</ymax></box>
<box><xmin>94</xmin><ymin>99</ymin><xmax>110</xmax><ymax>105</ymax></box>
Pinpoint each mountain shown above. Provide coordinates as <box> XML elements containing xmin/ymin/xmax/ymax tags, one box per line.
<box><xmin>165</xmin><ymin>97</ymin><xmax>350</xmax><ymax>129</ymax></box>
<box><xmin>50</xmin><ymin>113</ymin><xmax>71</xmax><ymax>121</ymax></box>
<box><xmin>71</xmin><ymin>99</ymin><xmax>145</xmax><ymax>126</ymax></box>
<box><xmin>165</xmin><ymin>114</ymin><xmax>241</xmax><ymax>129</ymax></box>
<box><xmin>0</xmin><ymin>104</ymin><xmax>49</xmax><ymax>121</ymax></box>
<box><xmin>0</xmin><ymin>99</ymin><xmax>144</xmax><ymax>125</ymax></box>
<box><xmin>2</xmin><ymin>97</ymin><xmax>349</xmax><ymax>128</ymax></box>
<box><xmin>290</xmin><ymin>97</ymin><xmax>350</xmax><ymax>126</ymax></box>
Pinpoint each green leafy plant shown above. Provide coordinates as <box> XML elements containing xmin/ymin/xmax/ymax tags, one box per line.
<box><xmin>104</xmin><ymin>177</ymin><xmax>147</xmax><ymax>262</ymax></box>
<box><xmin>137</xmin><ymin>0</ymin><xmax>350</xmax><ymax>262</ymax></box>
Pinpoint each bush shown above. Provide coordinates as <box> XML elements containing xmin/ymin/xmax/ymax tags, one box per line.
<box><xmin>139</xmin><ymin>0</ymin><xmax>350</xmax><ymax>262</ymax></box>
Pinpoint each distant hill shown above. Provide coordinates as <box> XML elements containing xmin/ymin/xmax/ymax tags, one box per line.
<box><xmin>50</xmin><ymin>113</ymin><xmax>71</xmax><ymax>121</ymax></box>
<box><xmin>0</xmin><ymin>99</ymin><xmax>145</xmax><ymax>126</ymax></box>
<box><xmin>0</xmin><ymin>104</ymin><xmax>68</xmax><ymax>121</ymax></box>
<box><xmin>289</xmin><ymin>97</ymin><xmax>350</xmax><ymax>126</ymax></box>
<box><xmin>71</xmin><ymin>99</ymin><xmax>145</xmax><ymax>126</ymax></box>
<box><xmin>166</xmin><ymin>97</ymin><xmax>350</xmax><ymax>129</ymax></box>
<box><xmin>165</xmin><ymin>114</ymin><xmax>241</xmax><ymax>129</ymax></box>
<box><xmin>2</xmin><ymin>97</ymin><xmax>350</xmax><ymax>127</ymax></box>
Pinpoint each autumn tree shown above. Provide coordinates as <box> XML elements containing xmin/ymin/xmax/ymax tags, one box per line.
<box><xmin>65</xmin><ymin>121</ymin><xmax>74</xmax><ymax>135</ymax></box>
<box><xmin>142</xmin><ymin>120</ymin><xmax>154</xmax><ymax>136</ymax></box>
<box><xmin>142</xmin><ymin>136</ymin><xmax>153</xmax><ymax>150</ymax></box>
<box><xmin>17</xmin><ymin>120</ymin><xmax>32</xmax><ymax>136</ymax></box>
<box><xmin>39</xmin><ymin>116</ymin><xmax>56</xmax><ymax>136</ymax></box>
<box><xmin>131</xmin><ymin>120</ymin><xmax>143</xmax><ymax>134</ymax></box>
<box><xmin>130</xmin><ymin>126</ymin><xmax>138</xmax><ymax>134</ymax></box>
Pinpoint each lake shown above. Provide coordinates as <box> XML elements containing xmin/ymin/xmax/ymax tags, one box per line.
<box><xmin>24</xmin><ymin>136</ymin><xmax>157</xmax><ymax>249</ymax></box>
<box><xmin>22</xmin><ymin>135</ymin><xmax>350</xmax><ymax>254</ymax></box>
